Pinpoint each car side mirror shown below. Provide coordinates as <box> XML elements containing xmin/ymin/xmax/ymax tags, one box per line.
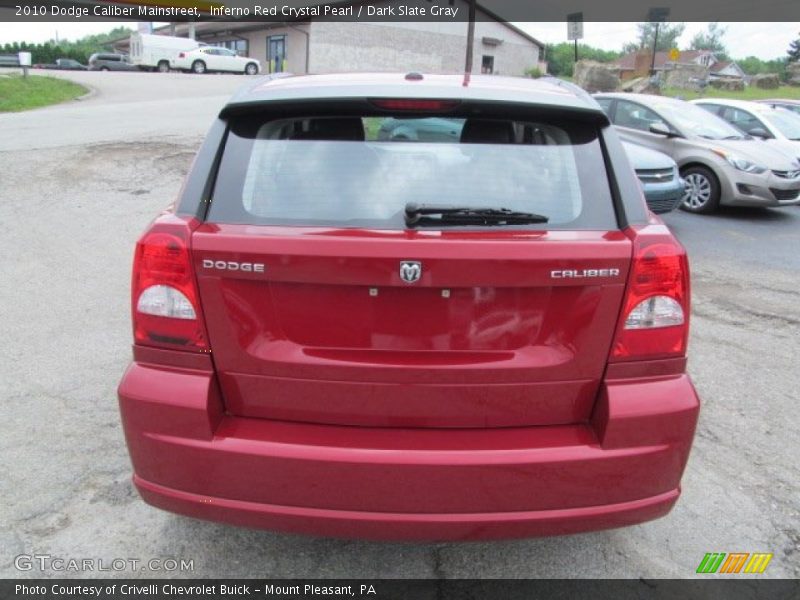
<box><xmin>649</xmin><ymin>122</ymin><xmax>673</xmax><ymax>137</ymax></box>
<box><xmin>748</xmin><ymin>127</ymin><xmax>770</xmax><ymax>139</ymax></box>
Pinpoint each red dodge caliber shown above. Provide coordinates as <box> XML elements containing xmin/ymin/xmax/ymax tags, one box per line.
<box><xmin>118</xmin><ymin>73</ymin><xmax>700</xmax><ymax>540</ymax></box>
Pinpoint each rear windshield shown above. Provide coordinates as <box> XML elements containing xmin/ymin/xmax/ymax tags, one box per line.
<box><xmin>209</xmin><ymin>114</ymin><xmax>617</xmax><ymax>230</ymax></box>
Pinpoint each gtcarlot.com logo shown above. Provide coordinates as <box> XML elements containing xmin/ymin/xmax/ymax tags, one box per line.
<box><xmin>14</xmin><ymin>554</ymin><xmax>194</xmax><ymax>573</ymax></box>
<box><xmin>696</xmin><ymin>552</ymin><xmax>773</xmax><ymax>574</ymax></box>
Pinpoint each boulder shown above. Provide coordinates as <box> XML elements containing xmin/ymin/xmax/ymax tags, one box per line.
<box><xmin>709</xmin><ymin>77</ymin><xmax>745</xmax><ymax>91</ymax></box>
<box><xmin>573</xmin><ymin>60</ymin><xmax>620</xmax><ymax>93</ymax></box>
<box><xmin>752</xmin><ymin>73</ymin><xmax>780</xmax><ymax>89</ymax></box>
<box><xmin>663</xmin><ymin>64</ymin><xmax>709</xmax><ymax>89</ymax></box>
<box><xmin>618</xmin><ymin>75</ymin><xmax>661</xmax><ymax>94</ymax></box>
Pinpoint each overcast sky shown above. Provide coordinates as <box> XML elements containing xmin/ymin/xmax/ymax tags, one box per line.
<box><xmin>0</xmin><ymin>21</ymin><xmax>797</xmax><ymax>60</ymax></box>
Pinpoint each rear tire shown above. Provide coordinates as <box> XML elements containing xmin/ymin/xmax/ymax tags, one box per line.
<box><xmin>191</xmin><ymin>60</ymin><xmax>206</xmax><ymax>74</ymax></box>
<box><xmin>157</xmin><ymin>60</ymin><xmax>170</xmax><ymax>73</ymax></box>
<box><xmin>245</xmin><ymin>62</ymin><xmax>258</xmax><ymax>75</ymax></box>
<box><xmin>680</xmin><ymin>166</ymin><xmax>720</xmax><ymax>214</ymax></box>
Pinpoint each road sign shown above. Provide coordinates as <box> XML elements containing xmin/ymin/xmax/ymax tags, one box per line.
<box><xmin>567</xmin><ymin>12</ymin><xmax>583</xmax><ymax>41</ymax></box>
<box><xmin>668</xmin><ymin>48</ymin><xmax>680</xmax><ymax>61</ymax></box>
<box><xmin>18</xmin><ymin>51</ymin><xmax>31</xmax><ymax>78</ymax></box>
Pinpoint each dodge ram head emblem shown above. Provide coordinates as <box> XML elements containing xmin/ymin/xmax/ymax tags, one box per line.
<box><xmin>399</xmin><ymin>261</ymin><xmax>422</xmax><ymax>283</ymax></box>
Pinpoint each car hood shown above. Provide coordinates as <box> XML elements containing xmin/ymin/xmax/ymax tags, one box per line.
<box><xmin>762</xmin><ymin>138</ymin><xmax>800</xmax><ymax>162</ymax></box>
<box><xmin>622</xmin><ymin>141</ymin><xmax>676</xmax><ymax>170</ymax></box>
<box><xmin>700</xmin><ymin>138</ymin><xmax>800</xmax><ymax>170</ymax></box>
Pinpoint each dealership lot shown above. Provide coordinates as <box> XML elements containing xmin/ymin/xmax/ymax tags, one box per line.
<box><xmin>0</xmin><ymin>72</ymin><xmax>798</xmax><ymax>579</ymax></box>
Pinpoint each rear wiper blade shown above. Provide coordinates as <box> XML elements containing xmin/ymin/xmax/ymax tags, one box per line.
<box><xmin>405</xmin><ymin>203</ymin><xmax>549</xmax><ymax>227</ymax></box>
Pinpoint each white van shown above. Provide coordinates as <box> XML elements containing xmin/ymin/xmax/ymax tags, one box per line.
<box><xmin>129</xmin><ymin>33</ymin><xmax>201</xmax><ymax>72</ymax></box>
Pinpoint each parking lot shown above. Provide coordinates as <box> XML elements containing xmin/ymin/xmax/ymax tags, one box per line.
<box><xmin>1</xmin><ymin>71</ymin><xmax>798</xmax><ymax>579</ymax></box>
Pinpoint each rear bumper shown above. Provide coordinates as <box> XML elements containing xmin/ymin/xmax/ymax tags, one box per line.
<box><xmin>136</xmin><ymin>476</ymin><xmax>679</xmax><ymax>540</ymax></box>
<box><xmin>118</xmin><ymin>357</ymin><xmax>699</xmax><ymax>541</ymax></box>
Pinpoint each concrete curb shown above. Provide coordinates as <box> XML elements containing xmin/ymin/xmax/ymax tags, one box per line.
<box><xmin>74</xmin><ymin>84</ymin><xmax>98</xmax><ymax>102</ymax></box>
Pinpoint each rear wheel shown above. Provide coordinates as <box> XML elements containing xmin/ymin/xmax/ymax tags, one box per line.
<box><xmin>157</xmin><ymin>60</ymin><xmax>170</xmax><ymax>73</ymax></box>
<box><xmin>245</xmin><ymin>62</ymin><xmax>258</xmax><ymax>75</ymax></box>
<box><xmin>680</xmin><ymin>166</ymin><xmax>720</xmax><ymax>214</ymax></box>
<box><xmin>192</xmin><ymin>60</ymin><xmax>206</xmax><ymax>74</ymax></box>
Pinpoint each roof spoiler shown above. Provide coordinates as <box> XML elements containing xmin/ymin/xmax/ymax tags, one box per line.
<box><xmin>540</xmin><ymin>76</ymin><xmax>610</xmax><ymax>125</ymax></box>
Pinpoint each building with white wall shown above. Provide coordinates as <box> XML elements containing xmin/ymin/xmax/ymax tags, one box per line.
<box><xmin>122</xmin><ymin>1</ymin><xmax>544</xmax><ymax>76</ymax></box>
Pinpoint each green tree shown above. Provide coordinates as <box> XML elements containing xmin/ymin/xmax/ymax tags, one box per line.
<box><xmin>545</xmin><ymin>42</ymin><xmax>622</xmax><ymax>77</ymax></box>
<box><xmin>738</xmin><ymin>56</ymin><xmax>766</xmax><ymax>75</ymax></box>
<box><xmin>738</xmin><ymin>55</ymin><xmax>789</xmax><ymax>80</ymax></box>
<box><xmin>623</xmin><ymin>22</ymin><xmax>686</xmax><ymax>54</ymax></box>
<box><xmin>0</xmin><ymin>25</ymin><xmax>133</xmax><ymax>64</ymax></box>
<box><xmin>788</xmin><ymin>33</ymin><xmax>800</xmax><ymax>62</ymax></box>
<box><xmin>689</xmin><ymin>22</ymin><xmax>728</xmax><ymax>59</ymax></box>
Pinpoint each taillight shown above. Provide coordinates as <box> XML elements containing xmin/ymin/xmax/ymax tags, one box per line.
<box><xmin>610</xmin><ymin>229</ymin><xmax>689</xmax><ymax>361</ymax></box>
<box><xmin>131</xmin><ymin>215</ymin><xmax>208</xmax><ymax>352</ymax></box>
<box><xmin>178</xmin><ymin>52</ymin><xmax>185</xmax><ymax>58</ymax></box>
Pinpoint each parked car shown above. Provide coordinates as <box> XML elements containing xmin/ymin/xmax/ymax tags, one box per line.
<box><xmin>88</xmin><ymin>53</ymin><xmax>138</xmax><ymax>72</ymax></box>
<box><xmin>377</xmin><ymin>116</ymin><xmax>463</xmax><ymax>141</ymax></box>
<box><xmin>170</xmin><ymin>47</ymin><xmax>260</xmax><ymax>75</ymax></box>
<box><xmin>756</xmin><ymin>98</ymin><xmax>800</xmax><ymax>116</ymax></box>
<box><xmin>595</xmin><ymin>93</ymin><xmax>800</xmax><ymax>213</ymax></box>
<box><xmin>691</xmin><ymin>98</ymin><xmax>800</xmax><ymax>158</ymax></box>
<box><xmin>129</xmin><ymin>32</ymin><xmax>201</xmax><ymax>73</ymax></box>
<box><xmin>118</xmin><ymin>73</ymin><xmax>700</xmax><ymax>541</ymax></box>
<box><xmin>0</xmin><ymin>54</ymin><xmax>19</xmax><ymax>68</ymax></box>
<box><xmin>376</xmin><ymin>120</ymin><xmax>684</xmax><ymax>214</ymax></box>
<box><xmin>622</xmin><ymin>141</ymin><xmax>685</xmax><ymax>213</ymax></box>
<box><xmin>37</xmin><ymin>58</ymin><xmax>87</xmax><ymax>71</ymax></box>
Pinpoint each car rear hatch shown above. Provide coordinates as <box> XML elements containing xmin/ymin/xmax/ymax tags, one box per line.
<box><xmin>192</xmin><ymin>101</ymin><xmax>632</xmax><ymax>428</ymax></box>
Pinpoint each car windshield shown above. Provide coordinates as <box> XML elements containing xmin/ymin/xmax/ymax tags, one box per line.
<box><xmin>764</xmin><ymin>109</ymin><xmax>800</xmax><ymax>140</ymax></box>
<box><xmin>655</xmin><ymin>101</ymin><xmax>746</xmax><ymax>140</ymax></box>
<box><xmin>210</xmin><ymin>114</ymin><xmax>616</xmax><ymax>230</ymax></box>
<box><xmin>776</xmin><ymin>103</ymin><xmax>800</xmax><ymax>116</ymax></box>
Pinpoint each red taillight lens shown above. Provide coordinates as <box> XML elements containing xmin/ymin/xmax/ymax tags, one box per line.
<box><xmin>178</xmin><ymin>52</ymin><xmax>185</xmax><ymax>58</ymax></box>
<box><xmin>610</xmin><ymin>233</ymin><xmax>690</xmax><ymax>361</ymax></box>
<box><xmin>132</xmin><ymin>215</ymin><xmax>208</xmax><ymax>352</ymax></box>
<box><xmin>369</xmin><ymin>98</ymin><xmax>460</xmax><ymax>111</ymax></box>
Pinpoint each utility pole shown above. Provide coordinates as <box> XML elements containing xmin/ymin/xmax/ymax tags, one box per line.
<box><xmin>650</xmin><ymin>22</ymin><xmax>660</xmax><ymax>75</ymax></box>
<box><xmin>463</xmin><ymin>0</ymin><xmax>476</xmax><ymax>85</ymax></box>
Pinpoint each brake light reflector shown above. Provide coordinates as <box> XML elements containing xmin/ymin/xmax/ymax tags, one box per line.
<box><xmin>611</xmin><ymin>235</ymin><xmax>689</xmax><ymax>361</ymax></box>
<box><xmin>137</xmin><ymin>285</ymin><xmax>196</xmax><ymax>319</ymax></box>
<box><xmin>132</xmin><ymin>216</ymin><xmax>208</xmax><ymax>352</ymax></box>
<box><xmin>369</xmin><ymin>99</ymin><xmax>460</xmax><ymax>111</ymax></box>
<box><xmin>624</xmin><ymin>296</ymin><xmax>683</xmax><ymax>329</ymax></box>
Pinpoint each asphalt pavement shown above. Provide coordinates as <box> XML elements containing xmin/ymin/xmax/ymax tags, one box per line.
<box><xmin>0</xmin><ymin>71</ymin><xmax>798</xmax><ymax>579</ymax></box>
